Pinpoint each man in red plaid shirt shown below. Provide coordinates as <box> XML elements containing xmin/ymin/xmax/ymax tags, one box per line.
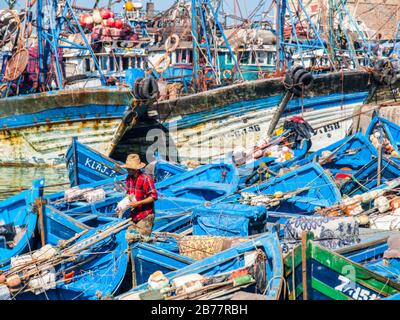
<box><xmin>121</xmin><ymin>154</ymin><xmax>158</xmax><ymax>237</ymax></box>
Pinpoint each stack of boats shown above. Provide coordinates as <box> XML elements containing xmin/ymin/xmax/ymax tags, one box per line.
<box><xmin>2</xmin><ymin>111</ymin><xmax>400</xmax><ymax>300</ymax></box>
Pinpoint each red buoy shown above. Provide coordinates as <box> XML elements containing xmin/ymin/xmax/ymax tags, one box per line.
<box><xmin>107</xmin><ymin>18</ymin><xmax>115</xmax><ymax>28</ymax></box>
<box><xmin>114</xmin><ymin>19</ymin><xmax>124</xmax><ymax>29</ymax></box>
<box><xmin>100</xmin><ymin>8</ymin><xmax>111</xmax><ymax>19</ymax></box>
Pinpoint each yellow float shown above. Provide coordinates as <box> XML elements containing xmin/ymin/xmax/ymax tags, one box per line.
<box><xmin>125</xmin><ymin>1</ymin><xmax>134</xmax><ymax>11</ymax></box>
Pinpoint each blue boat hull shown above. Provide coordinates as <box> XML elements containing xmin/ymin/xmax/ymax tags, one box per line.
<box><xmin>117</xmin><ymin>232</ymin><xmax>284</xmax><ymax>300</ymax></box>
<box><xmin>0</xmin><ymin>178</ymin><xmax>44</xmax><ymax>269</ymax></box>
<box><xmin>223</xmin><ymin>163</ymin><xmax>341</xmax><ymax>226</ymax></box>
<box><xmin>66</xmin><ymin>137</ymin><xmax>187</xmax><ymax>187</ymax></box>
<box><xmin>0</xmin><ymin>87</ymin><xmax>137</xmax><ymax>167</ymax></box>
<box><xmin>14</xmin><ymin>219</ymin><xmax>129</xmax><ymax>300</ymax></box>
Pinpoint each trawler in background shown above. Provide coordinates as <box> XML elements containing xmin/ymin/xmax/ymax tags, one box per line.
<box><xmin>0</xmin><ymin>0</ymin><xmax>399</xmax><ymax>167</ymax></box>
<box><xmin>106</xmin><ymin>0</ymin><xmax>400</xmax><ymax>164</ymax></box>
<box><xmin>0</xmin><ymin>1</ymin><xmax>156</xmax><ymax>167</ymax></box>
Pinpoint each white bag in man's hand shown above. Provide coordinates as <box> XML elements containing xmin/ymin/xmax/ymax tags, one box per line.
<box><xmin>116</xmin><ymin>195</ymin><xmax>136</xmax><ymax>218</ymax></box>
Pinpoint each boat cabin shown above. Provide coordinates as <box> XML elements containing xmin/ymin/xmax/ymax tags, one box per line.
<box><xmin>63</xmin><ymin>45</ymin><xmax>148</xmax><ymax>87</ymax></box>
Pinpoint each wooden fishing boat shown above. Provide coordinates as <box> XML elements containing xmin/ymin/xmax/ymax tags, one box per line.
<box><xmin>151</xmin><ymin>160</ymin><xmax>188</xmax><ymax>184</ymax></box>
<box><xmin>283</xmin><ymin>232</ymin><xmax>400</xmax><ymax>300</ymax></box>
<box><xmin>0</xmin><ymin>178</ymin><xmax>44</xmax><ymax>269</ymax></box>
<box><xmin>116</xmin><ymin>232</ymin><xmax>283</xmax><ymax>300</ymax></box>
<box><xmin>128</xmin><ymin>214</ymin><xmax>195</xmax><ymax>287</ymax></box>
<box><xmin>223</xmin><ymin>163</ymin><xmax>341</xmax><ymax>225</ymax></box>
<box><xmin>113</xmin><ymin>90</ymin><xmax>370</xmax><ymax>164</ymax></box>
<box><xmin>130</xmin><ymin>242</ymin><xmax>195</xmax><ymax>288</ymax></box>
<box><xmin>66</xmin><ymin>127</ymin><xmax>309</xmax><ymax>190</ymax></box>
<box><xmin>0</xmin><ymin>85</ymin><xmax>144</xmax><ymax>168</ymax></box>
<box><xmin>341</xmin><ymin>156</ymin><xmax>400</xmax><ymax>196</ymax></box>
<box><xmin>66</xmin><ymin>137</ymin><xmax>187</xmax><ymax>186</ymax></box>
<box><xmin>157</xmin><ymin>162</ymin><xmax>240</xmax><ymax>201</ymax></box>
<box><xmin>296</xmin><ymin>132</ymin><xmax>377</xmax><ymax>179</ymax></box>
<box><xmin>43</xmin><ymin>202</ymin><xmax>125</xmax><ymax>247</ymax></box>
<box><xmin>4</xmin><ymin>219</ymin><xmax>130</xmax><ymax>300</ymax></box>
<box><xmin>66</xmin><ymin>137</ymin><xmax>126</xmax><ymax>186</ymax></box>
<box><xmin>238</xmin><ymin>127</ymin><xmax>312</xmax><ymax>186</ymax></box>
<box><xmin>44</xmin><ymin>176</ymin><xmax>212</xmax><ymax>231</ymax></box>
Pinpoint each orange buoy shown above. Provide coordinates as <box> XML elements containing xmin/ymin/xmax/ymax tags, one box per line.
<box><xmin>6</xmin><ymin>274</ymin><xmax>21</xmax><ymax>288</ymax></box>
<box><xmin>63</xmin><ymin>271</ymin><xmax>75</xmax><ymax>284</ymax></box>
<box><xmin>390</xmin><ymin>198</ymin><xmax>400</xmax><ymax>210</ymax></box>
<box><xmin>125</xmin><ymin>1</ymin><xmax>134</xmax><ymax>11</ymax></box>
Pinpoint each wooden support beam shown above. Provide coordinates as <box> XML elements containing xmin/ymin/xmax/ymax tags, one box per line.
<box><xmin>35</xmin><ymin>197</ymin><xmax>46</xmax><ymax>247</ymax></box>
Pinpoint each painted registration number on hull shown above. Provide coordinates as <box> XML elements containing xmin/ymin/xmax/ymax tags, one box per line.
<box><xmin>313</xmin><ymin>122</ymin><xmax>341</xmax><ymax>136</ymax></box>
<box><xmin>334</xmin><ymin>275</ymin><xmax>378</xmax><ymax>300</ymax></box>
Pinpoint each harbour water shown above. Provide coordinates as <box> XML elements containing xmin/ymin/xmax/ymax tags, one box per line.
<box><xmin>0</xmin><ymin>167</ymin><xmax>68</xmax><ymax>200</ymax></box>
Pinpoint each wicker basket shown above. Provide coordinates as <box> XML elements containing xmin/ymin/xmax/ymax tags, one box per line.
<box><xmin>178</xmin><ymin>236</ymin><xmax>249</xmax><ymax>260</ymax></box>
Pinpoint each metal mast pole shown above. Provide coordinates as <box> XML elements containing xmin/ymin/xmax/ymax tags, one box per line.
<box><xmin>275</xmin><ymin>0</ymin><xmax>281</xmax><ymax>72</ymax></box>
<box><xmin>37</xmin><ymin>0</ymin><xmax>45</xmax><ymax>89</ymax></box>
<box><xmin>192</xmin><ymin>0</ymin><xmax>199</xmax><ymax>85</ymax></box>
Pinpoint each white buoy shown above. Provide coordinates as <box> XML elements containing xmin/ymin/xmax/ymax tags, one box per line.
<box><xmin>132</xmin><ymin>2</ymin><xmax>143</xmax><ymax>10</ymax></box>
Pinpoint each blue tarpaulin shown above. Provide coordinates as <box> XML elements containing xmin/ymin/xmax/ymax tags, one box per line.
<box><xmin>192</xmin><ymin>203</ymin><xmax>267</xmax><ymax>237</ymax></box>
<box><xmin>125</xmin><ymin>68</ymin><xmax>145</xmax><ymax>89</ymax></box>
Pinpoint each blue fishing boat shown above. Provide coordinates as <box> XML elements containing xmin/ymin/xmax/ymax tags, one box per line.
<box><xmin>0</xmin><ymin>179</ymin><xmax>44</xmax><ymax>269</ymax></box>
<box><xmin>66</xmin><ymin>137</ymin><xmax>187</xmax><ymax>186</ymax></box>
<box><xmin>116</xmin><ymin>232</ymin><xmax>283</xmax><ymax>300</ymax></box>
<box><xmin>129</xmin><ymin>214</ymin><xmax>195</xmax><ymax>287</ymax></box>
<box><xmin>337</xmin><ymin>229</ymin><xmax>399</xmax><ymax>265</ymax></box>
<box><xmin>66</xmin><ymin>137</ymin><xmax>126</xmax><ymax>186</ymax></box>
<box><xmin>130</xmin><ymin>243</ymin><xmax>195</xmax><ymax>288</ymax></box>
<box><xmin>7</xmin><ymin>219</ymin><xmax>130</xmax><ymax>300</ymax></box>
<box><xmin>43</xmin><ymin>202</ymin><xmax>124</xmax><ymax>247</ymax></box>
<box><xmin>238</xmin><ymin>117</ymin><xmax>313</xmax><ymax>186</ymax></box>
<box><xmin>223</xmin><ymin>163</ymin><xmax>341</xmax><ymax>226</ymax></box>
<box><xmin>341</xmin><ymin>156</ymin><xmax>400</xmax><ymax>196</ymax></box>
<box><xmin>152</xmin><ymin>160</ymin><xmax>188</xmax><ymax>184</ymax></box>
<box><xmin>44</xmin><ymin>176</ymin><xmax>208</xmax><ymax>231</ymax></box>
<box><xmin>295</xmin><ymin>132</ymin><xmax>377</xmax><ymax>179</ymax></box>
<box><xmin>241</xmin><ymin>141</ymin><xmax>312</xmax><ymax>185</ymax></box>
<box><xmin>157</xmin><ymin>162</ymin><xmax>239</xmax><ymax>201</ymax></box>
<box><xmin>123</xmin><ymin>90</ymin><xmax>369</xmax><ymax>166</ymax></box>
